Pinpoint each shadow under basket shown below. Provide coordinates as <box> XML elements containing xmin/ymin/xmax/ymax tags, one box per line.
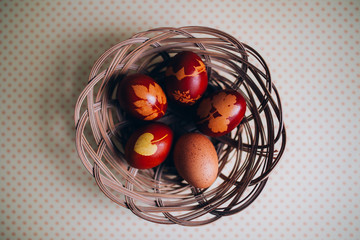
<box><xmin>74</xmin><ymin>26</ymin><xmax>286</xmax><ymax>226</ymax></box>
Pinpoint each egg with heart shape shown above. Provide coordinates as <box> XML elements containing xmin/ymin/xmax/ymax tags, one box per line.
<box><xmin>117</xmin><ymin>73</ymin><xmax>167</xmax><ymax>121</ymax></box>
<box><xmin>125</xmin><ymin>123</ymin><xmax>173</xmax><ymax>169</ymax></box>
<box><xmin>195</xmin><ymin>89</ymin><xmax>246</xmax><ymax>137</ymax></box>
<box><xmin>165</xmin><ymin>51</ymin><xmax>208</xmax><ymax>105</ymax></box>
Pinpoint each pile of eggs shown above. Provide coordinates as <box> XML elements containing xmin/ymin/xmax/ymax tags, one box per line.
<box><xmin>118</xmin><ymin>51</ymin><xmax>246</xmax><ymax>188</ymax></box>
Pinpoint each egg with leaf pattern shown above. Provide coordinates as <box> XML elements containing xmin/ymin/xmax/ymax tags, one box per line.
<box><xmin>195</xmin><ymin>90</ymin><xmax>246</xmax><ymax>137</ymax></box>
<box><xmin>165</xmin><ymin>51</ymin><xmax>208</xmax><ymax>105</ymax></box>
<box><xmin>125</xmin><ymin>123</ymin><xmax>173</xmax><ymax>169</ymax></box>
<box><xmin>117</xmin><ymin>73</ymin><xmax>167</xmax><ymax>120</ymax></box>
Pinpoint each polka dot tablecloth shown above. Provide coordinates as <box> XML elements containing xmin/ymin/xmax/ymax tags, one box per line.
<box><xmin>1</xmin><ymin>0</ymin><xmax>359</xmax><ymax>239</ymax></box>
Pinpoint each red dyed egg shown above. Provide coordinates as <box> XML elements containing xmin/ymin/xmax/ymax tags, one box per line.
<box><xmin>125</xmin><ymin>123</ymin><xmax>173</xmax><ymax>169</ymax></box>
<box><xmin>165</xmin><ymin>51</ymin><xmax>208</xmax><ymax>105</ymax></box>
<box><xmin>117</xmin><ymin>73</ymin><xmax>167</xmax><ymax>120</ymax></box>
<box><xmin>195</xmin><ymin>90</ymin><xmax>246</xmax><ymax>137</ymax></box>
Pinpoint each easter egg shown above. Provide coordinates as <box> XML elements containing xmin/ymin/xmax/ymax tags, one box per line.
<box><xmin>173</xmin><ymin>133</ymin><xmax>218</xmax><ymax>188</ymax></box>
<box><xmin>117</xmin><ymin>73</ymin><xmax>167</xmax><ymax>121</ymax></box>
<box><xmin>125</xmin><ymin>123</ymin><xmax>173</xmax><ymax>169</ymax></box>
<box><xmin>195</xmin><ymin>90</ymin><xmax>246</xmax><ymax>137</ymax></box>
<box><xmin>165</xmin><ymin>51</ymin><xmax>208</xmax><ymax>105</ymax></box>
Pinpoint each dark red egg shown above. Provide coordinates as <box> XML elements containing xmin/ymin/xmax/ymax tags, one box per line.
<box><xmin>125</xmin><ymin>123</ymin><xmax>173</xmax><ymax>169</ymax></box>
<box><xmin>195</xmin><ymin>90</ymin><xmax>246</xmax><ymax>137</ymax></box>
<box><xmin>117</xmin><ymin>73</ymin><xmax>167</xmax><ymax>121</ymax></box>
<box><xmin>165</xmin><ymin>51</ymin><xmax>208</xmax><ymax>105</ymax></box>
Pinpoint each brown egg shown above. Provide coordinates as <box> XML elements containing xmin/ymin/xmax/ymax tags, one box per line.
<box><xmin>173</xmin><ymin>133</ymin><xmax>218</xmax><ymax>188</ymax></box>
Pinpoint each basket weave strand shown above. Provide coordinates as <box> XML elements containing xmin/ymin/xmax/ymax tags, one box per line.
<box><xmin>74</xmin><ymin>26</ymin><xmax>286</xmax><ymax>226</ymax></box>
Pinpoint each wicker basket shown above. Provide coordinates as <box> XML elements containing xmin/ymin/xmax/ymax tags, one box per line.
<box><xmin>74</xmin><ymin>26</ymin><xmax>286</xmax><ymax>226</ymax></box>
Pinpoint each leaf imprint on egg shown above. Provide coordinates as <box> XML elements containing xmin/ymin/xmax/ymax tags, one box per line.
<box><xmin>134</xmin><ymin>133</ymin><xmax>157</xmax><ymax>156</ymax></box>
<box><xmin>134</xmin><ymin>133</ymin><xmax>168</xmax><ymax>156</ymax></box>
<box><xmin>196</xmin><ymin>92</ymin><xmax>238</xmax><ymax>133</ymax></box>
<box><xmin>132</xmin><ymin>83</ymin><xmax>166</xmax><ymax>120</ymax></box>
<box><xmin>166</xmin><ymin>59</ymin><xmax>206</xmax><ymax>81</ymax></box>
